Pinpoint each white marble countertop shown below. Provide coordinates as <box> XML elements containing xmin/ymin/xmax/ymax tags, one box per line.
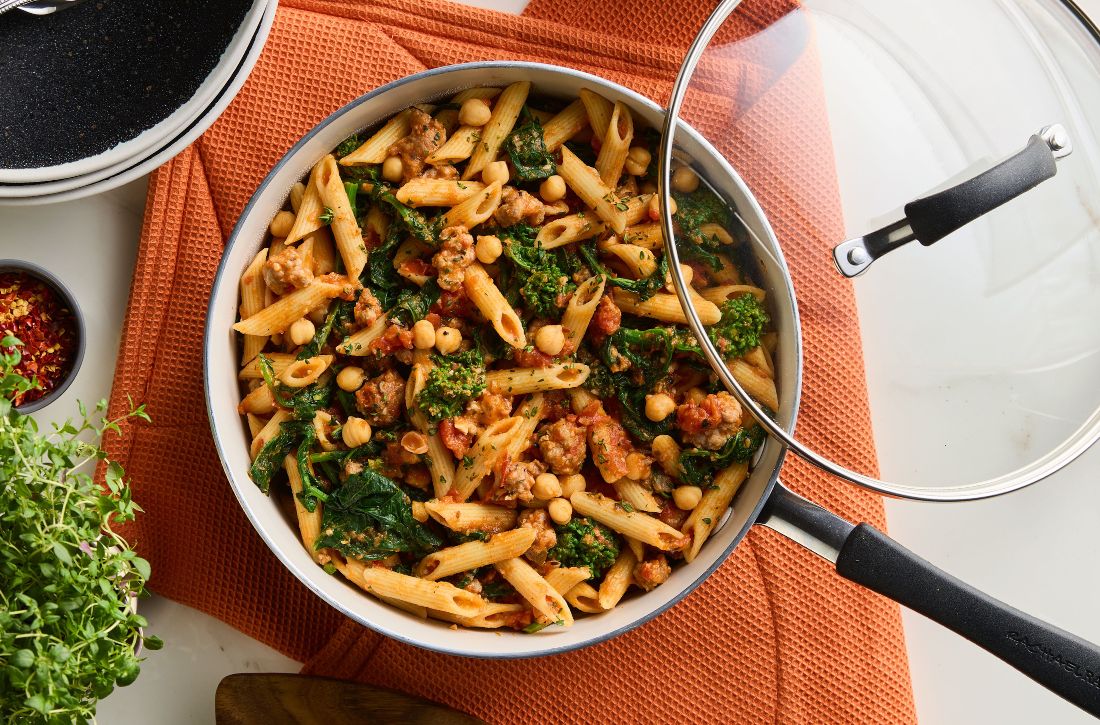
<box><xmin>4</xmin><ymin>2</ymin><xmax>1100</xmax><ymax>723</ymax></box>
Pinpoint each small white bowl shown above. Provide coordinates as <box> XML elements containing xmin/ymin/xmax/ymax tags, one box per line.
<box><xmin>0</xmin><ymin>0</ymin><xmax>269</xmax><ymax>185</ymax></box>
<box><xmin>205</xmin><ymin>62</ymin><xmax>799</xmax><ymax>658</ymax></box>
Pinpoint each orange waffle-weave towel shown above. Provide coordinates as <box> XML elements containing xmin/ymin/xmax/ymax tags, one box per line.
<box><xmin>103</xmin><ymin>1</ymin><xmax>917</xmax><ymax>722</ymax></box>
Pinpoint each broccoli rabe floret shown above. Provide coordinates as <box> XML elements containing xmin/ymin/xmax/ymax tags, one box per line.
<box><xmin>415</xmin><ymin>348</ymin><xmax>486</xmax><ymax>422</ymax></box>
<box><xmin>549</xmin><ymin>517</ymin><xmax>620</xmax><ymax>578</ymax></box>
<box><xmin>708</xmin><ymin>293</ymin><xmax>768</xmax><ymax>361</ymax></box>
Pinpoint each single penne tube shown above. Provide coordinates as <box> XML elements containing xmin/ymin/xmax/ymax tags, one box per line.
<box><xmin>743</xmin><ymin>345</ymin><xmax>772</xmax><ymax>376</ymax></box>
<box><xmin>579</xmin><ymin>88</ymin><xmax>614</xmax><ymax>141</ymax></box>
<box><xmin>278</xmin><ymin>355</ymin><xmax>333</xmax><ymax>389</ymax></box>
<box><xmin>622</xmin><ymin>222</ymin><xmax>664</xmax><ymax>250</ymax></box>
<box><xmin>544</xmin><ymin>566</ymin><xmax>591</xmax><ymax>595</ymax></box>
<box><xmin>612</xmin><ymin>479</ymin><xmax>661</xmax><ymax>513</ymax></box>
<box><xmin>396</xmin><ymin>178</ymin><xmax>486</xmax><ymax>207</ymax></box>
<box><xmin>564</xmin><ymin>581</ymin><xmax>604</xmax><ymax>613</ymax></box>
<box><xmin>698</xmin><ymin>284</ymin><xmax>767</xmax><ymax>306</ymax></box>
<box><xmin>605</xmin><ymin>243</ymin><xmax>656</xmax><ymax>278</ymax></box>
<box><xmin>239</xmin><ymin>351</ymin><xmax>295</xmax><ymax>380</ymax></box>
<box><xmin>568</xmin><ymin>387</ymin><xmax>599</xmax><ymax>414</ymax></box>
<box><xmin>463</xmin><ymin>261</ymin><xmax>526</xmax><ymax>349</ymax></box>
<box><xmin>315</xmin><ymin>155</ymin><xmax>367</xmax><ymax>281</ymax></box>
<box><xmin>612</xmin><ymin>289</ymin><xmax>721</xmax><ymax>326</ymax></box>
<box><xmin>239</xmin><ymin>248</ymin><xmax>269</xmax><ymax>364</ymax></box>
<box><xmin>337</xmin><ymin>313</ymin><xmax>389</xmax><ymax>355</ymax></box>
<box><xmin>246</xmin><ymin>412</ymin><xmax>266</xmax><ymax>438</ymax></box>
<box><xmin>417</xmin><ymin>528</ymin><xmax>537</xmax><ymax>581</ymax></box>
<box><xmin>428</xmin><ymin>601</ymin><xmax>526</xmax><ymax>629</ymax></box>
<box><xmin>233</xmin><ymin>277</ymin><xmax>346</xmax><ymax>336</ymax></box>
<box><xmin>557</xmin><ymin>146</ymin><xmax>627</xmax><ymax>235</ymax></box>
<box><xmin>350</xmin><ymin>565</ymin><xmax>484</xmax><ymax>618</ymax></box>
<box><xmin>625</xmin><ymin>536</ymin><xmax>645</xmax><ymax>563</ymax></box>
<box><xmin>650</xmin><ymin>434</ymin><xmax>683</xmax><ymax>479</ymax></box>
<box><xmin>699</xmin><ymin>222</ymin><xmax>735</xmax><ymax>245</ymax></box>
<box><xmin>624</xmin><ymin>194</ymin><xmax>652</xmax><ymax>226</ymax></box>
<box><xmin>340</xmin><ymin>108</ymin><xmax>413</xmax><ymax>165</ymax></box>
<box><xmin>426</xmin><ymin>125</ymin><xmax>483</xmax><ymax>165</ymax></box>
<box><xmin>494</xmin><ymin>557</ymin><xmax>573</xmax><ymax>626</ymax></box>
<box><xmin>728</xmin><ymin>359</ymin><xmax>780</xmax><ymax>412</ymax></box>
<box><xmin>441</xmin><ymin>180</ymin><xmax>502</xmax><ymax>230</ymax></box>
<box><xmin>283</xmin><ymin>454</ymin><xmax>323</xmax><ymax>562</ymax></box>
<box><xmin>338</xmin><ymin>559</ymin><xmax>428</xmax><ymax>618</ymax></box>
<box><xmin>424</xmin><ymin>500</ymin><xmax>518</xmax><ymax>532</ymax></box>
<box><xmin>681</xmin><ymin>462</ymin><xmax>749</xmax><ymax>562</ymax></box>
<box><xmin>595</xmin><ymin>101</ymin><xmax>633</xmax><ymax>187</ymax></box>
<box><xmin>454</xmin><ymin>416</ymin><xmax>525</xmax><ymax>501</ymax></box>
<box><xmin>250</xmin><ymin>409</ymin><xmax>290</xmax><ymax>460</ymax></box>
<box><xmin>597</xmin><ymin>547</ymin><xmax>638</xmax><ymax>610</ymax></box>
<box><xmin>238</xmin><ymin>384</ymin><xmax>276</xmax><ymax>416</ymax></box>
<box><xmin>537</xmin><ymin>212</ymin><xmax>606</xmax><ymax>249</ymax></box>
<box><xmin>541</xmin><ymin>99</ymin><xmax>588</xmax><ymax>151</ymax></box>
<box><xmin>570</xmin><ymin>492</ymin><xmax>688</xmax><ymax>551</ymax></box>
<box><xmin>463</xmin><ymin>81</ymin><xmax>530</xmax><ymax>179</ymax></box>
<box><xmin>406</xmin><ymin>364</ymin><xmax>456</xmax><ymax>499</ymax></box>
<box><xmin>501</xmin><ymin>393</ymin><xmax>546</xmax><ymax>463</ymax></box>
<box><xmin>308</xmin><ymin>228</ymin><xmax>338</xmax><ymax>275</ymax></box>
<box><xmin>289</xmin><ymin>181</ymin><xmax>307</xmax><ymax>211</ymax></box>
<box><xmin>485</xmin><ymin>363</ymin><xmax>590</xmax><ymax>396</ymax></box>
<box><xmin>561</xmin><ymin>275</ymin><xmax>606</xmax><ymax>350</ymax></box>
<box><xmin>284</xmin><ymin>165</ymin><xmax>325</xmax><ymax>245</ymax></box>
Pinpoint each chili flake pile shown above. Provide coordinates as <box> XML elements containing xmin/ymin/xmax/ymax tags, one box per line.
<box><xmin>0</xmin><ymin>271</ymin><xmax>78</xmax><ymax>407</ymax></box>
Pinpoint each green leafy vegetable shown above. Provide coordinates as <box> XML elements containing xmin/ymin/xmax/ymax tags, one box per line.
<box><xmin>370</xmin><ymin>185</ymin><xmax>441</xmax><ymax>247</ymax></box>
<box><xmin>249</xmin><ymin>420</ymin><xmax>302</xmax><ymax>493</ymax></box>
<box><xmin>709</xmin><ymin>294</ymin><xmax>768</xmax><ymax>361</ymax></box>
<box><xmin>415</xmin><ymin>348</ymin><xmax>486</xmax><ymax>423</ymax></box>
<box><xmin>295</xmin><ymin>426</ymin><xmax>329</xmax><ymax>513</ymax></box>
<box><xmin>297</xmin><ymin>301</ymin><xmax>354</xmax><ymax>360</ymax></box>
<box><xmin>678</xmin><ymin>425</ymin><xmax>766</xmax><ymax>486</ymax></box>
<box><xmin>314</xmin><ymin>468</ymin><xmax>442</xmax><ymax>560</ymax></box>
<box><xmin>389</xmin><ymin>279</ymin><xmax>441</xmax><ymax>328</ymax></box>
<box><xmin>500</xmin><ymin>223</ymin><xmax>576</xmax><ymax>317</ymax></box>
<box><xmin>548</xmin><ymin>517</ymin><xmax>620</xmax><ymax>578</ymax></box>
<box><xmin>319</xmin><ymin>206</ymin><xmax>335</xmax><ymax>225</ymax></box>
<box><xmin>579</xmin><ymin>241</ymin><xmax>667</xmax><ymax>302</ymax></box>
<box><xmin>503</xmin><ymin>108</ymin><xmax>554</xmax><ymax>181</ymax></box>
<box><xmin>344</xmin><ymin>181</ymin><xmax>359</xmax><ymax>219</ymax></box>
<box><xmin>563</xmin><ymin>140</ymin><xmax>597</xmax><ymax>167</ymax></box>
<box><xmin>0</xmin><ymin>337</ymin><xmax>159</xmax><ymax>723</ymax></box>
<box><xmin>335</xmin><ymin>134</ymin><xmax>362</xmax><ymax>159</ymax></box>
<box><xmin>672</xmin><ymin>186</ymin><xmax>732</xmax><ymax>270</ymax></box>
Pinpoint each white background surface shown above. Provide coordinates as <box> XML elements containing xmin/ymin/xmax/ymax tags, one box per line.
<box><xmin>3</xmin><ymin>1</ymin><xmax>1099</xmax><ymax>723</ymax></box>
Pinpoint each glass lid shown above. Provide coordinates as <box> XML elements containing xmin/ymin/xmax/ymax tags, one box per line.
<box><xmin>659</xmin><ymin>0</ymin><xmax>1100</xmax><ymax>500</ymax></box>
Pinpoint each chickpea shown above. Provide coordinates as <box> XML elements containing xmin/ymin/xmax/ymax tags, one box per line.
<box><xmin>342</xmin><ymin>417</ymin><xmax>373</xmax><ymax>448</ymax></box>
<box><xmin>671</xmin><ymin>165</ymin><xmax>700</xmax><ymax>193</ymax></box>
<box><xmin>269</xmin><ymin>210</ymin><xmax>295</xmax><ymax>238</ymax></box>
<box><xmin>532</xmin><ymin>472</ymin><xmax>562</xmax><ymax>500</ymax></box>
<box><xmin>336</xmin><ymin>365</ymin><xmax>365</xmax><ymax>392</ymax></box>
<box><xmin>475</xmin><ymin>234</ymin><xmax>502</xmax><ymax>264</ymax></box>
<box><xmin>647</xmin><ymin>193</ymin><xmax>677</xmax><ymax>221</ymax></box>
<box><xmin>645</xmin><ymin>393</ymin><xmax>676</xmax><ymax>422</ymax></box>
<box><xmin>673</xmin><ymin>485</ymin><xmax>703</xmax><ymax>511</ymax></box>
<box><xmin>534</xmin><ymin>324</ymin><xmax>565</xmax><ymax>356</ymax></box>
<box><xmin>482</xmin><ymin>160</ymin><xmax>510</xmax><ymax>187</ymax></box>
<box><xmin>624</xmin><ymin>146</ymin><xmax>652</xmax><ymax>177</ymax></box>
<box><xmin>288</xmin><ymin>317</ymin><xmax>316</xmax><ymax>347</ymax></box>
<box><xmin>382</xmin><ymin>155</ymin><xmax>404</xmax><ymax>183</ymax></box>
<box><xmin>458</xmin><ymin>98</ymin><xmax>492</xmax><ymax>127</ymax></box>
<box><xmin>412</xmin><ymin>319</ymin><xmax>437</xmax><ymax>350</ymax></box>
<box><xmin>539</xmin><ymin>174</ymin><xmax>567</xmax><ymax>203</ymax></box>
<box><xmin>548</xmin><ymin>498</ymin><xmax>573</xmax><ymax>525</ymax></box>
<box><xmin>401</xmin><ymin>431</ymin><xmax>429</xmax><ymax>455</ymax></box>
<box><xmin>435</xmin><ymin>326</ymin><xmax>462</xmax><ymax>355</ymax></box>
<box><xmin>651</xmin><ymin>434</ymin><xmax>682</xmax><ymax>478</ymax></box>
<box><xmin>560</xmin><ymin>473</ymin><xmax>587</xmax><ymax>498</ymax></box>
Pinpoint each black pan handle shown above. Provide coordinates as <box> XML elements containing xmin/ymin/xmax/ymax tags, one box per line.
<box><xmin>758</xmin><ymin>483</ymin><xmax>1100</xmax><ymax>716</ymax></box>
<box><xmin>832</xmin><ymin>124</ymin><xmax>1071</xmax><ymax>277</ymax></box>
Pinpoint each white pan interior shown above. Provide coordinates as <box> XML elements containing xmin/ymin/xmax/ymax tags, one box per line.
<box><xmin>204</xmin><ymin>62</ymin><xmax>802</xmax><ymax>658</ymax></box>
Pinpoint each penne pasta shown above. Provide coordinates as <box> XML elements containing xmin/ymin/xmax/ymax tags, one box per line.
<box><xmin>579</xmin><ymin>88</ymin><xmax>614</xmax><ymax>141</ymax></box>
<box><xmin>536</xmin><ymin>212</ymin><xmax>606</xmax><ymax>249</ymax></box>
<box><xmin>612</xmin><ymin>479</ymin><xmax>662</xmax><ymax>513</ymax></box>
<box><xmin>453</xmin><ymin>416</ymin><xmax>525</xmax><ymax>501</ymax></box>
<box><xmin>417</xmin><ymin>528</ymin><xmax>537</xmax><ymax>581</ymax></box>
<box><xmin>239</xmin><ymin>249</ymin><xmax>269</xmax><ymax>364</ymax></box>
<box><xmin>250</xmin><ymin>409</ymin><xmax>290</xmax><ymax>461</ymax></box>
<box><xmin>605</xmin><ymin>243</ymin><xmax>656</xmax><ymax>278</ymax></box>
<box><xmin>595</xmin><ymin>101</ymin><xmax>633</xmax><ymax>187</ymax></box>
<box><xmin>564</xmin><ymin>581</ymin><xmax>604</xmax><ymax>613</ymax></box>
<box><xmin>612</xmin><ymin>289</ymin><xmax>722</xmax><ymax>326</ymax></box>
<box><xmin>544</xmin><ymin>566</ymin><xmax>591</xmax><ymax>595</ymax></box>
<box><xmin>233</xmin><ymin>277</ymin><xmax>347</xmax><ymax>337</ymax></box>
<box><xmin>340</xmin><ymin>108</ymin><xmax>413</xmax><ymax>165</ymax></box>
<box><xmin>396</xmin><ymin>178</ymin><xmax>486</xmax><ymax>207</ymax></box>
<box><xmin>350</xmin><ymin>565</ymin><xmax>485</xmax><ymax>618</ymax></box>
<box><xmin>406</xmin><ymin>364</ymin><xmax>456</xmax><ymax>498</ymax></box>
<box><xmin>542</xmin><ymin>99</ymin><xmax>588</xmax><ymax>151</ymax></box>
<box><xmin>485</xmin><ymin>363</ymin><xmax>590</xmax><ymax>396</ymax></box>
<box><xmin>681</xmin><ymin>462</ymin><xmax>749</xmax><ymax>563</ymax></box>
<box><xmin>315</xmin><ymin>155</ymin><xmax>367</xmax><ymax>281</ymax></box>
<box><xmin>463</xmin><ymin>81</ymin><xmax>530</xmax><ymax>180</ymax></box>
<box><xmin>426</xmin><ymin>125</ymin><xmax>483</xmax><ymax>165</ymax></box>
<box><xmin>597</xmin><ymin>547</ymin><xmax>638</xmax><ymax>610</ymax></box>
<box><xmin>428</xmin><ymin>601</ymin><xmax>527</xmax><ymax>629</ymax></box>
<box><xmin>441</xmin><ymin>180</ymin><xmax>503</xmax><ymax>230</ymax></box>
<box><xmin>561</xmin><ymin>275</ymin><xmax>606</xmax><ymax>350</ymax></box>
<box><xmin>698</xmin><ymin>284</ymin><xmax>767</xmax><ymax>306</ymax></box>
<box><xmin>557</xmin><ymin>145</ymin><xmax>627</xmax><ymax>235</ymax></box>
<box><xmin>463</xmin><ymin>261</ymin><xmax>526</xmax><ymax>349</ymax></box>
<box><xmin>424</xmin><ymin>501</ymin><xmax>518</xmax><ymax>533</ymax></box>
<box><xmin>728</xmin><ymin>359</ymin><xmax>779</xmax><ymax>412</ymax></box>
<box><xmin>283</xmin><ymin>163</ymin><xmax>326</xmax><ymax>245</ymax></box>
<box><xmin>495</xmin><ymin>557</ymin><xmax>573</xmax><ymax>626</ymax></box>
<box><xmin>571</xmin><ymin>492</ymin><xmax>688</xmax><ymax>552</ymax></box>
<box><xmin>622</xmin><ymin>222</ymin><xmax>664</xmax><ymax>251</ymax></box>
<box><xmin>283</xmin><ymin>455</ymin><xmax>324</xmax><ymax>562</ymax></box>
<box><xmin>239</xmin><ymin>351</ymin><xmax>294</xmax><ymax>380</ymax></box>
<box><xmin>337</xmin><ymin>313</ymin><xmax>389</xmax><ymax>356</ymax></box>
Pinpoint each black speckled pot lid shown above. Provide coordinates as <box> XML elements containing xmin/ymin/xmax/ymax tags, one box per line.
<box><xmin>0</xmin><ymin>0</ymin><xmax>255</xmax><ymax>170</ymax></box>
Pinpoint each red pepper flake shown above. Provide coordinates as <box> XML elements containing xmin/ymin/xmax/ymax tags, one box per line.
<box><xmin>1</xmin><ymin>272</ymin><xmax>78</xmax><ymax>407</ymax></box>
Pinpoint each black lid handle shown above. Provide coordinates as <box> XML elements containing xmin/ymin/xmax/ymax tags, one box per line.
<box><xmin>833</xmin><ymin>124</ymin><xmax>1071</xmax><ymax>278</ymax></box>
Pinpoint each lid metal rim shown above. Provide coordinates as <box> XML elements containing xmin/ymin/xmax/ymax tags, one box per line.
<box><xmin>658</xmin><ymin>0</ymin><xmax>1100</xmax><ymax>501</ymax></box>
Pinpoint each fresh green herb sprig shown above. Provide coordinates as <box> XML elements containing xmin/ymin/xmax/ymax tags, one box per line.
<box><xmin>0</xmin><ymin>336</ymin><xmax>160</xmax><ymax>723</ymax></box>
